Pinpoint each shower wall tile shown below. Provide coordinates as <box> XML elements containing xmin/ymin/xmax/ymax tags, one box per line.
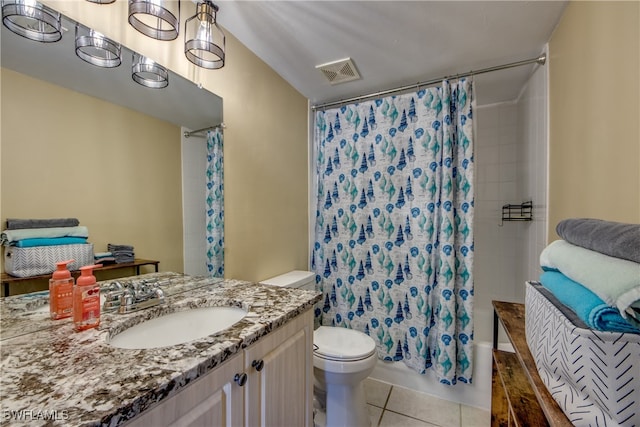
<box><xmin>500</xmin><ymin>163</ymin><xmax>517</xmax><ymax>182</ymax></box>
<box><xmin>517</xmin><ymin>59</ymin><xmax>549</xmax><ymax>292</ymax></box>
<box><xmin>486</xmin><ymin>166</ymin><xmax>500</xmax><ymax>183</ymax></box>
<box><xmin>474</xmin><ymin>55</ymin><xmax>548</xmax><ymax>320</ymax></box>
<box><xmin>474</xmin><ymin>100</ymin><xmax>527</xmax><ymax>323</ymax></box>
<box><xmin>500</xmin><ymin>145</ymin><xmax>517</xmax><ymax>164</ymax></box>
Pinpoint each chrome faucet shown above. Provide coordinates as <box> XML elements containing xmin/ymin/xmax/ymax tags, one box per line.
<box><xmin>102</xmin><ymin>280</ymin><xmax>166</xmax><ymax>314</ymax></box>
<box><xmin>102</xmin><ymin>281</ymin><xmax>125</xmax><ymax>312</ymax></box>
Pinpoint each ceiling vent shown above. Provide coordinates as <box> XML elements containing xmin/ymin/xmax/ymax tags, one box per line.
<box><xmin>316</xmin><ymin>58</ymin><xmax>361</xmax><ymax>85</ymax></box>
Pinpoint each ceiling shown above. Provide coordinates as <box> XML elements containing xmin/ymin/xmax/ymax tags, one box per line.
<box><xmin>217</xmin><ymin>1</ymin><xmax>568</xmax><ymax>107</ymax></box>
<box><xmin>1</xmin><ymin>1</ymin><xmax>567</xmax><ymax>123</ymax></box>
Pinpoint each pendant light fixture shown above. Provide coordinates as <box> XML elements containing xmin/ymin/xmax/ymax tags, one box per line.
<box><xmin>128</xmin><ymin>0</ymin><xmax>179</xmax><ymax>41</ymax></box>
<box><xmin>132</xmin><ymin>52</ymin><xmax>168</xmax><ymax>89</ymax></box>
<box><xmin>184</xmin><ymin>1</ymin><xmax>225</xmax><ymax>70</ymax></box>
<box><xmin>75</xmin><ymin>24</ymin><xmax>121</xmax><ymax>68</ymax></box>
<box><xmin>1</xmin><ymin>0</ymin><xmax>62</xmax><ymax>42</ymax></box>
<box><xmin>85</xmin><ymin>0</ymin><xmax>115</xmax><ymax>4</ymax></box>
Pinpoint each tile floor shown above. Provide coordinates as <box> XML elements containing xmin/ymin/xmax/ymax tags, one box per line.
<box><xmin>363</xmin><ymin>378</ymin><xmax>491</xmax><ymax>427</ymax></box>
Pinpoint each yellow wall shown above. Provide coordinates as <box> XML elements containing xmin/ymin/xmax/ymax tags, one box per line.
<box><xmin>2</xmin><ymin>1</ymin><xmax>309</xmax><ymax>284</ymax></box>
<box><xmin>548</xmin><ymin>1</ymin><xmax>640</xmax><ymax>239</ymax></box>
<box><xmin>1</xmin><ymin>68</ymin><xmax>183</xmax><ymax>290</ymax></box>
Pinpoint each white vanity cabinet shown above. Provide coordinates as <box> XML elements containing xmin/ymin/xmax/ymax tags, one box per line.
<box><xmin>125</xmin><ymin>308</ymin><xmax>314</xmax><ymax>427</ymax></box>
<box><xmin>244</xmin><ymin>308</ymin><xmax>314</xmax><ymax>427</ymax></box>
<box><xmin>125</xmin><ymin>352</ymin><xmax>244</xmax><ymax>427</ymax></box>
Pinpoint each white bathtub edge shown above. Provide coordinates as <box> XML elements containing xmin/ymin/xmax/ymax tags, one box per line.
<box><xmin>368</xmin><ymin>340</ymin><xmax>513</xmax><ymax>411</ymax></box>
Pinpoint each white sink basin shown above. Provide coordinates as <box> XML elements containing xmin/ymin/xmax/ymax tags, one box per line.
<box><xmin>109</xmin><ymin>306</ymin><xmax>248</xmax><ymax>349</ymax></box>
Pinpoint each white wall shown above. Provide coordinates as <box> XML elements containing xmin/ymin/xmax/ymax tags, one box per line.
<box><xmin>472</xmin><ymin>60</ymin><xmax>548</xmax><ymax>343</ymax></box>
<box><xmin>181</xmin><ymin>128</ymin><xmax>208</xmax><ymax>277</ymax></box>
<box><xmin>473</xmin><ymin>101</ymin><xmax>525</xmax><ymax>342</ymax></box>
<box><xmin>518</xmin><ymin>57</ymin><xmax>549</xmax><ymax>286</ymax></box>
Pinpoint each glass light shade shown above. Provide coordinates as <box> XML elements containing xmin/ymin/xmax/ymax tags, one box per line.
<box><xmin>128</xmin><ymin>0</ymin><xmax>179</xmax><ymax>41</ymax></box>
<box><xmin>75</xmin><ymin>24</ymin><xmax>121</xmax><ymax>68</ymax></box>
<box><xmin>1</xmin><ymin>0</ymin><xmax>61</xmax><ymax>42</ymax></box>
<box><xmin>184</xmin><ymin>1</ymin><xmax>225</xmax><ymax>70</ymax></box>
<box><xmin>132</xmin><ymin>53</ymin><xmax>168</xmax><ymax>89</ymax></box>
<box><xmin>85</xmin><ymin>0</ymin><xmax>116</xmax><ymax>4</ymax></box>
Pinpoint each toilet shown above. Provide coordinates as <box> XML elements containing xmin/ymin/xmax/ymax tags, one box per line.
<box><xmin>260</xmin><ymin>271</ymin><xmax>377</xmax><ymax>427</ymax></box>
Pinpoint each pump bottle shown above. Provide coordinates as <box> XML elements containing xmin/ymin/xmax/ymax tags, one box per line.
<box><xmin>73</xmin><ymin>264</ymin><xmax>102</xmax><ymax>331</ymax></box>
<box><xmin>49</xmin><ymin>259</ymin><xmax>75</xmax><ymax>320</ymax></box>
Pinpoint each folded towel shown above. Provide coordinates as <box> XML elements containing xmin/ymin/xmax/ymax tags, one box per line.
<box><xmin>6</xmin><ymin>218</ymin><xmax>80</xmax><ymax>230</ymax></box>
<box><xmin>94</xmin><ymin>252</ymin><xmax>113</xmax><ymax>258</ymax></box>
<box><xmin>107</xmin><ymin>243</ymin><xmax>135</xmax><ymax>264</ymax></box>
<box><xmin>539</xmin><ymin>270</ymin><xmax>640</xmax><ymax>333</ymax></box>
<box><xmin>540</xmin><ymin>239</ymin><xmax>640</xmax><ymax>324</ymax></box>
<box><xmin>1</xmin><ymin>226</ymin><xmax>89</xmax><ymax>246</ymax></box>
<box><xmin>107</xmin><ymin>243</ymin><xmax>134</xmax><ymax>252</ymax></box>
<box><xmin>556</xmin><ymin>218</ymin><xmax>640</xmax><ymax>263</ymax></box>
<box><xmin>14</xmin><ymin>237</ymin><xmax>88</xmax><ymax>248</ymax></box>
<box><xmin>529</xmin><ymin>281</ymin><xmax>589</xmax><ymax>329</ymax></box>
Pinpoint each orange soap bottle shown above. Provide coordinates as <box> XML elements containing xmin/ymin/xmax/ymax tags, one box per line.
<box><xmin>49</xmin><ymin>259</ymin><xmax>75</xmax><ymax>320</ymax></box>
<box><xmin>73</xmin><ymin>264</ymin><xmax>102</xmax><ymax>331</ymax></box>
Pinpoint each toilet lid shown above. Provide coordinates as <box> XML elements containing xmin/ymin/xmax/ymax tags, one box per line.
<box><xmin>313</xmin><ymin>326</ymin><xmax>376</xmax><ymax>361</ymax></box>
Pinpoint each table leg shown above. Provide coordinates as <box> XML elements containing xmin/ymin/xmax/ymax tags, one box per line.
<box><xmin>493</xmin><ymin>309</ymin><xmax>498</xmax><ymax>350</ymax></box>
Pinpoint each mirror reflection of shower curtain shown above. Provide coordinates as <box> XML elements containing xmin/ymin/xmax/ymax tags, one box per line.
<box><xmin>312</xmin><ymin>79</ymin><xmax>474</xmax><ymax>384</ymax></box>
<box><xmin>206</xmin><ymin>129</ymin><xmax>224</xmax><ymax>278</ymax></box>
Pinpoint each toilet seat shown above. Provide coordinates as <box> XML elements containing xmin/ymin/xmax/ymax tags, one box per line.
<box><xmin>313</xmin><ymin>326</ymin><xmax>376</xmax><ymax>362</ymax></box>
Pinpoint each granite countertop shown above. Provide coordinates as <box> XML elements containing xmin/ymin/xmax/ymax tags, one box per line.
<box><xmin>0</xmin><ymin>272</ymin><xmax>321</xmax><ymax>426</ymax></box>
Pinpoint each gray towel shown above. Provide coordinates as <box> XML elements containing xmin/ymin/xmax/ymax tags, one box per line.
<box><xmin>6</xmin><ymin>218</ymin><xmax>79</xmax><ymax>230</ymax></box>
<box><xmin>556</xmin><ymin>218</ymin><xmax>640</xmax><ymax>263</ymax></box>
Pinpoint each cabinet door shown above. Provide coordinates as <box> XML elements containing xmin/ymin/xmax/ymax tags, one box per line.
<box><xmin>244</xmin><ymin>309</ymin><xmax>314</xmax><ymax>427</ymax></box>
<box><xmin>126</xmin><ymin>352</ymin><xmax>244</xmax><ymax>427</ymax></box>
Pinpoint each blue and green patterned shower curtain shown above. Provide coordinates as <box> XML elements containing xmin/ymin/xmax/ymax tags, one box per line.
<box><xmin>312</xmin><ymin>80</ymin><xmax>474</xmax><ymax>384</ymax></box>
<box><xmin>206</xmin><ymin>129</ymin><xmax>224</xmax><ymax>278</ymax></box>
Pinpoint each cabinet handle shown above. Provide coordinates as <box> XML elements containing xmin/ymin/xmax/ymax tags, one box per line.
<box><xmin>234</xmin><ymin>373</ymin><xmax>247</xmax><ymax>386</ymax></box>
<box><xmin>251</xmin><ymin>359</ymin><xmax>264</xmax><ymax>372</ymax></box>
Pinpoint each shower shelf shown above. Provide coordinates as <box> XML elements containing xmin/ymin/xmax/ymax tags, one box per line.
<box><xmin>501</xmin><ymin>201</ymin><xmax>533</xmax><ymax>225</ymax></box>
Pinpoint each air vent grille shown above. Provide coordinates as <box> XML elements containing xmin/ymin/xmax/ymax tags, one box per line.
<box><xmin>316</xmin><ymin>58</ymin><xmax>361</xmax><ymax>85</ymax></box>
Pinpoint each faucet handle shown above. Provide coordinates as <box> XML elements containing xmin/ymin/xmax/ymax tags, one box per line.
<box><xmin>108</xmin><ymin>281</ymin><xmax>123</xmax><ymax>292</ymax></box>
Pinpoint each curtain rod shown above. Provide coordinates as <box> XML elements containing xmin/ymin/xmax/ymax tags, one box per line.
<box><xmin>183</xmin><ymin>122</ymin><xmax>226</xmax><ymax>138</ymax></box>
<box><xmin>311</xmin><ymin>53</ymin><xmax>546</xmax><ymax>111</ymax></box>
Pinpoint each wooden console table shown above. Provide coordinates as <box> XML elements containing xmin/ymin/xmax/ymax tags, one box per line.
<box><xmin>491</xmin><ymin>301</ymin><xmax>573</xmax><ymax>427</ymax></box>
<box><xmin>1</xmin><ymin>258</ymin><xmax>159</xmax><ymax>297</ymax></box>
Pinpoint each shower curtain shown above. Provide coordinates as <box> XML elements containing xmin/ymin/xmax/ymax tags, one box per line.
<box><xmin>206</xmin><ymin>129</ymin><xmax>224</xmax><ymax>278</ymax></box>
<box><xmin>312</xmin><ymin>80</ymin><xmax>474</xmax><ymax>384</ymax></box>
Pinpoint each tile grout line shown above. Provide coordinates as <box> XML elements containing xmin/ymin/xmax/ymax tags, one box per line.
<box><xmin>376</xmin><ymin>385</ymin><xmax>394</xmax><ymax>426</ymax></box>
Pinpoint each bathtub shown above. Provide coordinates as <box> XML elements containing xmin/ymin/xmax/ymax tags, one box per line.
<box><xmin>369</xmin><ymin>308</ymin><xmax>513</xmax><ymax>410</ymax></box>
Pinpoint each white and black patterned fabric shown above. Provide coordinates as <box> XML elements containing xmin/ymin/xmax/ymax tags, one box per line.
<box><xmin>4</xmin><ymin>244</ymin><xmax>94</xmax><ymax>277</ymax></box>
<box><xmin>525</xmin><ymin>281</ymin><xmax>640</xmax><ymax>427</ymax></box>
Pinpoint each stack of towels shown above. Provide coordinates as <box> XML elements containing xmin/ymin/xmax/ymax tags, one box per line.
<box><xmin>94</xmin><ymin>252</ymin><xmax>116</xmax><ymax>265</ymax></box>
<box><xmin>1</xmin><ymin>218</ymin><xmax>89</xmax><ymax>248</ymax></box>
<box><xmin>107</xmin><ymin>243</ymin><xmax>135</xmax><ymax>264</ymax></box>
<box><xmin>538</xmin><ymin>218</ymin><xmax>640</xmax><ymax>334</ymax></box>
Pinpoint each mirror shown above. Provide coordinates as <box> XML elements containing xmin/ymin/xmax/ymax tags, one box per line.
<box><xmin>1</xmin><ymin>13</ymin><xmax>223</xmax><ymax>131</ymax></box>
<box><xmin>1</xmin><ymin>6</ymin><xmax>223</xmax><ymax>287</ymax></box>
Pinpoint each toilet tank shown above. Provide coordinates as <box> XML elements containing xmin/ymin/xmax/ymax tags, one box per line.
<box><xmin>260</xmin><ymin>270</ymin><xmax>315</xmax><ymax>291</ymax></box>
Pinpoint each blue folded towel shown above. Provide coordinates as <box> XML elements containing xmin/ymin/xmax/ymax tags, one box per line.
<box><xmin>14</xmin><ymin>237</ymin><xmax>88</xmax><ymax>248</ymax></box>
<box><xmin>1</xmin><ymin>226</ymin><xmax>89</xmax><ymax>245</ymax></box>
<box><xmin>540</xmin><ymin>239</ymin><xmax>640</xmax><ymax>324</ymax></box>
<box><xmin>539</xmin><ymin>270</ymin><xmax>640</xmax><ymax>334</ymax></box>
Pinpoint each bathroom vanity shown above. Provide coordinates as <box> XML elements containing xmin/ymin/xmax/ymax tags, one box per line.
<box><xmin>0</xmin><ymin>272</ymin><xmax>321</xmax><ymax>426</ymax></box>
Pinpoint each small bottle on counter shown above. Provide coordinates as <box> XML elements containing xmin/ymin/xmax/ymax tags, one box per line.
<box><xmin>73</xmin><ymin>264</ymin><xmax>102</xmax><ymax>331</ymax></box>
<box><xmin>49</xmin><ymin>259</ymin><xmax>75</xmax><ymax>320</ymax></box>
